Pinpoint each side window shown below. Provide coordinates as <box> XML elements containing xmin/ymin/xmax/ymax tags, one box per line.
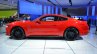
<box><xmin>58</xmin><ymin>17</ymin><xmax>68</xmax><ymax>21</ymax></box>
<box><xmin>40</xmin><ymin>16</ymin><xmax>58</xmax><ymax>21</ymax></box>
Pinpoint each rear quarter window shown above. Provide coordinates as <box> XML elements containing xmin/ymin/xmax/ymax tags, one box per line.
<box><xmin>58</xmin><ymin>17</ymin><xmax>68</xmax><ymax>21</ymax></box>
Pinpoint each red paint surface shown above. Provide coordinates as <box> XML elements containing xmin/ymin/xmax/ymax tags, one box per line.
<box><xmin>6</xmin><ymin>14</ymin><xmax>89</xmax><ymax>37</ymax></box>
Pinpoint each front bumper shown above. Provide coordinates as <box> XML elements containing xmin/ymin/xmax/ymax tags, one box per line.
<box><xmin>6</xmin><ymin>25</ymin><xmax>12</xmax><ymax>36</ymax></box>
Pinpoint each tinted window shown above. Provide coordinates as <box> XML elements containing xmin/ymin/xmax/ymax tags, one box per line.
<box><xmin>40</xmin><ymin>16</ymin><xmax>58</xmax><ymax>21</ymax></box>
<box><xmin>40</xmin><ymin>16</ymin><xmax>67</xmax><ymax>21</ymax></box>
<box><xmin>58</xmin><ymin>17</ymin><xmax>68</xmax><ymax>21</ymax></box>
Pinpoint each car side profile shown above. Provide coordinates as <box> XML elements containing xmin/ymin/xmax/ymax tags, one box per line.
<box><xmin>6</xmin><ymin>14</ymin><xmax>89</xmax><ymax>40</ymax></box>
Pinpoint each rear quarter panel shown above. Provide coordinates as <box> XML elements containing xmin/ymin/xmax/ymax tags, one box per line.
<box><xmin>60</xmin><ymin>18</ymin><xmax>87</xmax><ymax>36</ymax></box>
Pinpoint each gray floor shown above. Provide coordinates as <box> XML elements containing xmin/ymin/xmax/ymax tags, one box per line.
<box><xmin>0</xmin><ymin>26</ymin><xmax>97</xmax><ymax>54</ymax></box>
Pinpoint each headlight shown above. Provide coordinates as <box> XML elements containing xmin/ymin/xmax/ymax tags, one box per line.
<box><xmin>6</xmin><ymin>24</ymin><xmax>11</xmax><ymax>28</ymax></box>
<box><xmin>6</xmin><ymin>25</ymin><xmax>8</xmax><ymax>28</ymax></box>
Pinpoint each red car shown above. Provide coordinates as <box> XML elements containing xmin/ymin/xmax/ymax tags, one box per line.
<box><xmin>6</xmin><ymin>14</ymin><xmax>89</xmax><ymax>40</ymax></box>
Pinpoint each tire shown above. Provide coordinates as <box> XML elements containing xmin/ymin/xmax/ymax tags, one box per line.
<box><xmin>64</xmin><ymin>28</ymin><xmax>79</xmax><ymax>41</ymax></box>
<box><xmin>10</xmin><ymin>27</ymin><xmax>26</xmax><ymax>40</ymax></box>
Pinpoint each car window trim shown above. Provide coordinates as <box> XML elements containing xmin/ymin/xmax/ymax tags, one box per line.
<box><xmin>40</xmin><ymin>16</ymin><xmax>68</xmax><ymax>22</ymax></box>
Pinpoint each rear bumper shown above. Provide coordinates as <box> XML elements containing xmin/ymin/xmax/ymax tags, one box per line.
<box><xmin>80</xmin><ymin>30</ymin><xmax>89</xmax><ymax>36</ymax></box>
<box><xmin>79</xmin><ymin>24</ymin><xmax>89</xmax><ymax>36</ymax></box>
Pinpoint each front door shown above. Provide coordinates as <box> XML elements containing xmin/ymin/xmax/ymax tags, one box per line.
<box><xmin>31</xmin><ymin>16</ymin><xmax>60</xmax><ymax>36</ymax></box>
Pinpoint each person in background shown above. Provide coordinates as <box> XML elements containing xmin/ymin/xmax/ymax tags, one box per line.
<box><xmin>95</xmin><ymin>18</ymin><xmax>97</xmax><ymax>34</ymax></box>
<box><xmin>78</xmin><ymin>17</ymin><xmax>81</xmax><ymax>20</ymax></box>
<box><xmin>67</xmin><ymin>13</ymin><xmax>71</xmax><ymax>17</ymax></box>
<box><xmin>2</xmin><ymin>18</ymin><xmax>4</xmax><ymax>24</ymax></box>
<box><xmin>23</xmin><ymin>15</ymin><xmax>27</xmax><ymax>20</ymax></box>
<box><xmin>9</xmin><ymin>16</ymin><xmax>14</xmax><ymax>23</ymax></box>
<box><xmin>96</xmin><ymin>26</ymin><xmax>97</xmax><ymax>34</ymax></box>
<box><xmin>87</xmin><ymin>18</ymin><xmax>91</xmax><ymax>30</ymax></box>
<box><xmin>0</xmin><ymin>18</ymin><xmax>3</xmax><ymax>27</ymax></box>
<box><xmin>27</xmin><ymin>15</ymin><xmax>31</xmax><ymax>20</ymax></box>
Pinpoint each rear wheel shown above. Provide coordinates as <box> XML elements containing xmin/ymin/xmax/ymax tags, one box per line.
<box><xmin>64</xmin><ymin>28</ymin><xmax>79</xmax><ymax>41</ymax></box>
<box><xmin>10</xmin><ymin>27</ymin><xmax>26</xmax><ymax>40</ymax></box>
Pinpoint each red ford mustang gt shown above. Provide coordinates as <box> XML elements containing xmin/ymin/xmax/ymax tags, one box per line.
<box><xmin>6</xmin><ymin>14</ymin><xmax>89</xmax><ymax>40</ymax></box>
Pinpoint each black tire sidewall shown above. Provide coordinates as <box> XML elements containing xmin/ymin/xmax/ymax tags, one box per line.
<box><xmin>11</xmin><ymin>27</ymin><xmax>25</xmax><ymax>40</ymax></box>
<box><xmin>64</xmin><ymin>28</ymin><xmax>79</xmax><ymax>41</ymax></box>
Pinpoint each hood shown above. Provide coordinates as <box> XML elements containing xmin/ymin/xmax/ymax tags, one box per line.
<box><xmin>7</xmin><ymin>20</ymin><xmax>31</xmax><ymax>26</ymax></box>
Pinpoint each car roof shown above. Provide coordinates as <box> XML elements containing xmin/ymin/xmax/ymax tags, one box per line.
<box><xmin>42</xmin><ymin>14</ymin><xmax>70</xmax><ymax>18</ymax></box>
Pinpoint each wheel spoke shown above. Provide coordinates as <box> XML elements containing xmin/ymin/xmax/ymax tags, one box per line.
<box><xmin>64</xmin><ymin>28</ymin><xmax>79</xmax><ymax>40</ymax></box>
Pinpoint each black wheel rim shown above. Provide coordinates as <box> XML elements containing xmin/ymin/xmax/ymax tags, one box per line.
<box><xmin>65</xmin><ymin>28</ymin><xmax>78</xmax><ymax>40</ymax></box>
<box><xmin>11</xmin><ymin>28</ymin><xmax>24</xmax><ymax>39</ymax></box>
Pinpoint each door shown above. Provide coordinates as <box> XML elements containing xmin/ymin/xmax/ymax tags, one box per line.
<box><xmin>31</xmin><ymin>16</ymin><xmax>60</xmax><ymax>36</ymax></box>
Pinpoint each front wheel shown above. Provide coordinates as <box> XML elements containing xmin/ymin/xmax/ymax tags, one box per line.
<box><xmin>64</xmin><ymin>28</ymin><xmax>79</xmax><ymax>41</ymax></box>
<box><xmin>10</xmin><ymin>27</ymin><xmax>26</xmax><ymax>40</ymax></box>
